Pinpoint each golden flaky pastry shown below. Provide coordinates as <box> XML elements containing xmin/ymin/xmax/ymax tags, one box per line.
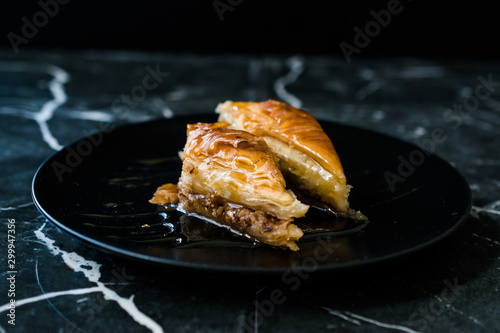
<box><xmin>216</xmin><ymin>100</ymin><xmax>352</xmax><ymax>214</ymax></box>
<box><xmin>151</xmin><ymin>122</ymin><xmax>309</xmax><ymax>251</ymax></box>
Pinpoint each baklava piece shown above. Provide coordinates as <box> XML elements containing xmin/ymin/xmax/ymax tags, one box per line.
<box><xmin>216</xmin><ymin>100</ymin><xmax>352</xmax><ymax>215</ymax></box>
<box><xmin>151</xmin><ymin>122</ymin><xmax>309</xmax><ymax>251</ymax></box>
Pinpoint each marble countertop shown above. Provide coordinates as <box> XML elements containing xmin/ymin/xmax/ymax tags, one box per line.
<box><xmin>0</xmin><ymin>49</ymin><xmax>499</xmax><ymax>333</ymax></box>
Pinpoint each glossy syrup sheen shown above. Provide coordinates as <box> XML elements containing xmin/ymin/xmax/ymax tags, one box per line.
<box><xmin>73</xmin><ymin>156</ymin><xmax>369</xmax><ymax>250</ymax></box>
<box><xmin>89</xmin><ymin>205</ymin><xmax>368</xmax><ymax>251</ymax></box>
<box><xmin>83</xmin><ymin>204</ymin><xmax>369</xmax><ymax>249</ymax></box>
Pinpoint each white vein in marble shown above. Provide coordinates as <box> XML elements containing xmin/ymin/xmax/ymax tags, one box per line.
<box><xmin>400</xmin><ymin>280</ymin><xmax>484</xmax><ymax>328</ymax></box>
<box><xmin>472</xmin><ymin>233</ymin><xmax>500</xmax><ymax>246</ymax></box>
<box><xmin>0</xmin><ymin>223</ymin><xmax>164</xmax><ymax>333</ymax></box>
<box><xmin>322</xmin><ymin>307</ymin><xmax>421</xmax><ymax>333</ymax></box>
<box><xmin>0</xmin><ymin>61</ymin><xmax>69</xmax><ymax>151</ymax></box>
<box><xmin>0</xmin><ymin>286</ymin><xmax>102</xmax><ymax>313</ymax></box>
<box><xmin>273</xmin><ymin>55</ymin><xmax>304</xmax><ymax>108</ymax></box>
<box><xmin>35</xmin><ymin>223</ymin><xmax>164</xmax><ymax>332</ymax></box>
<box><xmin>432</xmin><ymin>293</ymin><xmax>484</xmax><ymax>327</ymax></box>
<box><xmin>472</xmin><ymin>207</ymin><xmax>500</xmax><ymax>216</ymax></box>
<box><xmin>471</xmin><ymin>200</ymin><xmax>500</xmax><ymax>219</ymax></box>
<box><xmin>66</xmin><ymin>110</ymin><xmax>115</xmax><ymax>122</ymax></box>
<box><xmin>0</xmin><ymin>202</ymin><xmax>33</xmax><ymax>211</ymax></box>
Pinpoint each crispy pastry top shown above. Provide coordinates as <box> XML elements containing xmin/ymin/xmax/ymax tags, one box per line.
<box><xmin>216</xmin><ymin>100</ymin><xmax>345</xmax><ymax>179</ymax></box>
<box><xmin>181</xmin><ymin>122</ymin><xmax>309</xmax><ymax>220</ymax></box>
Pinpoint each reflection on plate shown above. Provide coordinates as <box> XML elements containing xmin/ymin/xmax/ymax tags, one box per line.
<box><xmin>32</xmin><ymin>115</ymin><xmax>471</xmax><ymax>273</ymax></box>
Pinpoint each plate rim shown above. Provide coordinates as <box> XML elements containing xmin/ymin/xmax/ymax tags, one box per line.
<box><xmin>31</xmin><ymin>115</ymin><xmax>472</xmax><ymax>274</ymax></box>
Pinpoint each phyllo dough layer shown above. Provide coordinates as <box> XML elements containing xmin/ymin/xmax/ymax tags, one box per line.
<box><xmin>216</xmin><ymin>100</ymin><xmax>352</xmax><ymax>214</ymax></box>
<box><xmin>177</xmin><ymin>122</ymin><xmax>308</xmax><ymax>250</ymax></box>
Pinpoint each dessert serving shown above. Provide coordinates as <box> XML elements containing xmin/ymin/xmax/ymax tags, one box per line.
<box><xmin>216</xmin><ymin>100</ymin><xmax>352</xmax><ymax>214</ymax></box>
<box><xmin>151</xmin><ymin>122</ymin><xmax>308</xmax><ymax>250</ymax></box>
<box><xmin>151</xmin><ymin>100</ymin><xmax>358</xmax><ymax>251</ymax></box>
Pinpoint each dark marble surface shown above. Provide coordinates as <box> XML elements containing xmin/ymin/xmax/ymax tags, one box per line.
<box><xmin>0</xmin><ymin>49</ymin><xmax>499</xmax><ymax>333</ymax></box>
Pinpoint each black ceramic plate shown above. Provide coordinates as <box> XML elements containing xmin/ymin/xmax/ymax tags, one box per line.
<box><xmin>32</xmin><ymin>115</ymin><xmax>471</xmax><ymax>274</ymax></box>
